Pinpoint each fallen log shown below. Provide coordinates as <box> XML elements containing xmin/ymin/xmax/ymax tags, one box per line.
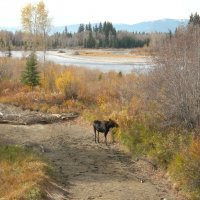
<box><xmin>0</xmin><ymin>107</ymin><xmax>79</xmax><ymax>125</ymax></box>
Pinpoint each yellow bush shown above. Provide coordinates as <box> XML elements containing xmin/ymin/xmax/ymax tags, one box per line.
<box><xmin>40</xmin><ymin>64</ymin><xmax>61</xmax><ymax>92</ymax></box>
<box><xmin>56</xmin><ymin>70</ymin><xmax>73</xmax><ymax>92</ymax></box>
<box><xmin>55</xmin><ymin>70</ymin><xmax>79</xmax><ymax>99</ymax></box>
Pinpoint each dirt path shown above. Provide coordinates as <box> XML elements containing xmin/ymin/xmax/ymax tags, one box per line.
<box><xmin>0</xmin><ymin>117</ymin><xmax>184</xmax><ymax>200</ymax></box>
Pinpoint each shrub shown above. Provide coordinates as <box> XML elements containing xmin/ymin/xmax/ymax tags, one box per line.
<box><xmin>21</xmin><ymin>52</ymin><xmax>40</xmax><ymax>88</ymax></box>
<box><xmin>148</xmin><ymin>131</ymin><xmax>191</xmax><ymax>168</ymax></box>
<box><xmin>169</xmin><ymin>138</ymin><xmax>200</xmax><ymax>199</ymax></box>
<box><xmin>55</xmin><ymin>70</ymin><xmax>79</xmax><ymax>99</ymax></box>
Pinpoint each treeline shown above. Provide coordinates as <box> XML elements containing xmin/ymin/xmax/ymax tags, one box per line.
<box><xmin>0</xmin><ymin>22</ymin><xmax>150</xmax><ymax>51</ymax></box>
<box><xmin>50</xmin><ymin>22</ymin><xmax>150</xmax><ymax>49</ymax></box>
<box><xmin>0</xmin><ymin>30</ymin><xmax>24</xmax><ymax>52</ymax></box>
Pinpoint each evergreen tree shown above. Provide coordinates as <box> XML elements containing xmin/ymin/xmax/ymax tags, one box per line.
<box><xmin>189</xmin><ymin>12</ymin><xmax>200</xmax><ymax>26</ymax></box>
<box><xmin>99</xmin><ymin>22</ymin><xmax>103</xmax><ymax>33</ymax></box>
<box><xmin>88</xmin><ymin>23</ymin><xmax>92</xmax><ymax>31</ymax></box>
<box><xmin>85</xmin><ymin>24</ymin><xmax>89</xmax><ymax>31</ymax></box>
<box><xmin>21</xmin><ymin>52</ymin><xmax>40</xmax><ymax>88</ymax></box>
<box><xmin>63</xmin><ymin>26</ymin><xmax>68</xmax><ymax>35</ymax></box>
<box><xmin>86</xmin><ymin>32</ymin><xmax>95</xmax><ymax>48</ymax></box>
<box><xmin>168</xmin><ymin>29</ymin><xmax>173</xmax><ymax>39</ymax></box>
<box><xmin>93</xmin><ymin>24</ymin><xmax>98</xmax><ymax>32</ymax></box>
<box><xmin>78</xmin><ymin>24</ymin><xmax>85</xmax><ymax>32</ymax></box>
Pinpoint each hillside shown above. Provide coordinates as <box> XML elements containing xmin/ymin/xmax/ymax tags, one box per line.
<box><xmin>53</xmin><ymin>18</ymin><xmax>188</xmax><ymax>33</ymax></box>
<box><xmin>0</xmin><ymin>18</ymin><xmax>188</xmax><ymax>34</ymax></box>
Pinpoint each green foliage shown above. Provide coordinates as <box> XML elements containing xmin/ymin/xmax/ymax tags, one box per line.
<box><xmin>189</xmin><ymin>12</ymin><xmax>200</xmax><ymax>26</ymax></box>
<box><xmin>78</xmin><ymin>23</ymin><xmax>85</xmax><ymax>32</ymax></box>
<box><xmin>117</xmin><ymin>36</ymin><xmax>148</xmax><ymax>48</ymax></box>
<box><xmin>169</xmin><ymin>139</ymin><xmax>200</xmax><ymax>199</ymax></box>
<box><xmin>25</xmin><ymin>186</ymin><xmax>42</xmax><ymax>200</ymax></box>
<box><xmin>114</xmin><ymin>122</ymin><xmax>154</xmax><ymax>157</ymax></box>
<box><xmin>0</xmin><ymin>145</ymin><xmax>30</xmax><ymax>163</ymax></box>
<box><xmin>75</xmin><ymin>21</ymin><xmax>149</xmax><ymax>48</ymax></box>
<box><xmin>84</xmin><ymin>32</ymin><xmax>96</xmax><ymax>48</ymax></box>
<box><xmin>114</xmin><ymin>121</ymin><xmax>191</xmax><ymax>168</ymax></box>
<box><xmin>148</xmin><ymin>131</ymin><xmax>191</xmax><ymax>167</ymax></box>
<box><xmin>21</xmin><ymin>52</ymin><xmax>40</xmax><ymax>87</ymax></box>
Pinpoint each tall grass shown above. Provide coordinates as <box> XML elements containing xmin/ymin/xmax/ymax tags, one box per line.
<box><xmin>0</xmin><ymin>145</ymin><xmax>50</xmax><ymax>200</ymax></box>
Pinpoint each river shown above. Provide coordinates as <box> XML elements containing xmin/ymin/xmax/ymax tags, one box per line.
<box><xmin>1</xmin><ymin>50</ymin><xmax>151</xmax><ymax>73</ymax></box>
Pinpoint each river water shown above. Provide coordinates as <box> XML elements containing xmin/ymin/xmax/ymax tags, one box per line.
<box><xmin>1</xmin><ymin>50</ymin><xmax>151</xmax><ymax>73</ymax></box>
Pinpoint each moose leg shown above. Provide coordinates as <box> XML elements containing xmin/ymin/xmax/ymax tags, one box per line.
<box><xmin>98</xmin><ymin>132</ymin><xmax>100</xmax><ymax>143</ymax></box>
<box><xmin>94</xmin><ymin>128</ymin><xmax>97</xmax><ymax>143</ymax></box>
<box><xmin>104</xmin><ymin>132</ymin><xmax>108</xmax><ymax>145</ymax></box>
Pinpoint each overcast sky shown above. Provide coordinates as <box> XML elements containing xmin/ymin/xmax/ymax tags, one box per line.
<box><xmin>0</xmin><ymin>0</ymin><xmax>200</xmax><ymax>27</ymax></box>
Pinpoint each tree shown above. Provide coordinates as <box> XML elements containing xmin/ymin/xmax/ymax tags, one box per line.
<box><xmin>99</xmin><ymin>22</ymin><xmax>103</xmax><ymax>33</ymax></box>
<box><xmin>63</xmin><ymin>26</ymin><xmax>68</xmax><ymax>35</ymax></box>
<box><xmin>85</xmin><ymin>32</ymin><xmax>95</xmax><ymax>48</ymax></box>
<box><xmin>78</xmin><ymin>24</ymin><xmax>84</xmax><ymax>33</ymax></box>
<box><xmin>189</xmin><ymin>12</ymin><xmax>200</xmax><ymax>26</ymax></box>
<box><xmin>148</xmin><ymin>25</ymin><xmax>200</xmax><ymax>128</ymax></box>
<box><xmin>93</xmin><ymin>24</ymin><xmax>98</xmax><ymax>32</ymax></box>
<box><xmin>88</xmin><ymin>23</ymin><xmax>92</xmax><ymax>32</ymax></box>
<box><xmin>21</xmin><ymin>1</ymin><xmax>51</xmax><ymax>62</ymax></box>
<box><xmin>21</xmin><ymin>52</ymin><xmax>40</xmax><ymax>88</ymax></box>
<box><xmin>36</xmin><ymin>1</ymin><xmax>51</xmax><ymax>63</ymax></box>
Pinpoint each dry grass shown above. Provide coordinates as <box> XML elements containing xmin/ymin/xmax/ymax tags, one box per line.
<box><xmin>77</xmin><ymin>49</ymin><xmax>148</xmax><ymax>58</ymax></box>
<box><xmin>0</xmin><ymin>145</ymin><xmax>50</xmax><ymax>200</ymax></box>
<box><xmin>129</xmin><ymin>47</ymin><xmax>153</xmax><ymax>56</ymax></box>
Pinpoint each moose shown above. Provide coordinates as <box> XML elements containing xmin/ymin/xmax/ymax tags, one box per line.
<box><xmin>93</xmin><ymin>119</ymin><xmax>119</xmax><ymax>145</ymax></box>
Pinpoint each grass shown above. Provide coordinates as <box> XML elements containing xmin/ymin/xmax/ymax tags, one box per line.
<box><xmin>0</xmin><ymin>145</ymin><xmax>51</xmax><ymax>200</ymax></box>
<box><xmin>77</xmin><ymin>49</ymin><xmax>147</xmax><ymax>58</ymax></box>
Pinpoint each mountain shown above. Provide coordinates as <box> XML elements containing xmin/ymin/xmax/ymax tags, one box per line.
<box><xmin>119</xmin><ymin>19</ymin><xmax>188</xmax><ymax>33</ymax></box>
<box><xmin>0</xmin><ymin>19</ymin><xmax>188</xmax><ymax>34</ymax></box>
<box><xmin>0</xmin><ymin>26</ymin><xmax>21</xmax><ymax>32</ymax></box>
<box><xmin>52</xmin><ymin>19</ymin><xmax>188</xmax><ymax>33</ymax></box>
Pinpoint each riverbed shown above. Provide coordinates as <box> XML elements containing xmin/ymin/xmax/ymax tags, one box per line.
<box><xmin>1</xmin><ymin>49</ymin><xmax>151</xmax><ymax>73</ymax></box>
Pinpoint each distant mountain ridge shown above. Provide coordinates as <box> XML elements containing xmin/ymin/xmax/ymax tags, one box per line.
<box><xmin>114</xmin><ymin>19</ymin><xmax>188</xmax><ymax>33</ymax></box>
<box><xmin>0</xmin><ymin>18</ymin><xmax>188</xmax><ymax>34</ymax></box>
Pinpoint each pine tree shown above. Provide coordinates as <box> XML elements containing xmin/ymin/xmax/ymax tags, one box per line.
<box><xmin>189</xmin><ymin>12</ymin><xmax>200</xmax><ymax>26</ymax></box>
<box><xmin>88</xmin><ymin>23</ymin><xmax>92</xmax><ymax>32</ymax></box>
<box><xmin>63</xmin><ymin>26</ymin><xmax>68</xmax><ymax>35</ymax></box>
<box><xmin>78</xmin><ymin>24</ymin><xmax>84</xmax><ymax>32</ymax></box>
<box><xmin>93</xmin><ymin>24</ymin><xmax>98</xmax><ymax>32</ymax></box>
<box><xmin>86</xmin><ymin>32</ymin><xmax>95</xmax><ymax>48</ymax></box>
<box><xmin>21</xmin><ymin>52</ymin><xmax>40</xmax><ymax>88</ymax></box>
<box><xmin>99</xmin><ymin>22</ymin><xmax>103</xmax><ymax>33</ymax></box>
<box><xmin>85</xmin><ymin>24</ymin><xmax>89</xmax><ymax>31</ymax></box>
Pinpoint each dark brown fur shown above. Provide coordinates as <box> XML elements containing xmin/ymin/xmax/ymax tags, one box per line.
<box><xmin>93</xmin><ymin>119</ymin><xmax>118</xmax><ymax>145</ymax></box>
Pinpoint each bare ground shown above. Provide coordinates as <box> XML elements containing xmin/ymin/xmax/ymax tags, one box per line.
<box><xmin>0</xmin><ymin>105</ymin><xmax>184</xmax><ymax>200</ymax></box>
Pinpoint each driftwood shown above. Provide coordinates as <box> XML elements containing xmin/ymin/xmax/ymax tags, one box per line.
<box><xmin>0</xmin><ymin>104</ymin><xmax>79</xmax><ymax>125</ymax></box>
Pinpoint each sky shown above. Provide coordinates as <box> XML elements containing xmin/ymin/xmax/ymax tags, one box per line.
<box><xmin>0</xmin><ymin>0</ymin><xmax>200</xmax><ymax>27</ymax></box>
